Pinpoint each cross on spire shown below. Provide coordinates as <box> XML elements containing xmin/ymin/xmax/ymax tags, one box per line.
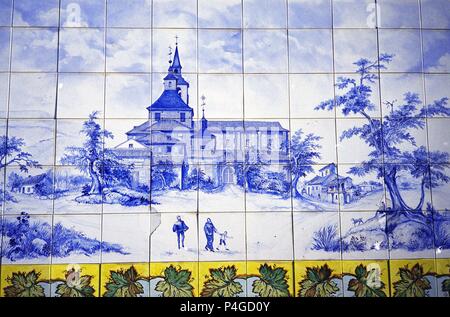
<box><xmin>175</xmin><ymin>35</ymin><xmax>179</xmax><ymax>46</ymax></box>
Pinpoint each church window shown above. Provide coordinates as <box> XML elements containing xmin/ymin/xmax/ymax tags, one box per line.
<box><xmin>128</xmin><ymin>143</ymin><xmax>133</xmax><ymax>149</ymax></box>
<box><xmin>166</xmin><ymin>146</ymin><xmax>172</xmax><ymax>153</ymax></box>
<box><xmin>155</xmin><ymin>113</ymin><xmax>161</xmax><ymax>121</ymax></box>
<box><xmin>180</xmin><ymin>112</ymin><xmax>186</xmax><ymax>122</ymax></box>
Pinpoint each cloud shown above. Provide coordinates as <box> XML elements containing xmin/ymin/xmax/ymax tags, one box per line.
<box><xmin>198</xmin><ymin>0</ymin><xmax>242</xmax><ymax>28</ymax></box>
<box><xmin>57</xmin><ymin>74</ymin><xmax>104</xmax><ymax>118</ymax></box>
<box><xmin>289</xmin><ymin>74</ymin><xmax>335</xmax><ymax>118</ymax></box>
<box><xmin>59</xmin><ymin>28</ymin><xmax>105</xmax><ymax>72</ymax></box>
<box><xmin>423</xmin><ymin>30</ymin><xmax>450</xmax><ymax>72</ymax></box>
<box><xmin>106</xmin><ymin>74</ymin><xmax>151</xmax><ymax>119</ymax></box>
<box><xmin>153</xmin><ymin>0</ymin><xmax>197</xmax><ymax>28</ymax></box>
<box><xmin>198</xmin><ymin>74</ymin><xmax>243</xmax><ymax>119</ymax></box>
<box><xmin>107</xmin><ymin>0</ymin><xmax>152</xmax><ymax>27</ymax></box>
<box><xmin>243</xmin><ymin>0</ymin><xmax>287</xmax><ymax>28</ymax></box>
<box><xmin>379</xmin><ymin>29</ymin><xmax>422</xmax><ymax>72</ymax></box>
<box><xmin>106</xmin><ymin>29</ymin><xmax>151</xmax><ymax>72</ymax></box>
<box><xmin>9</xmin><ymin>73</ymin><xmax>57</xmax><ymax>118</ymax></box>
<box><xmin>13</xmin><ymin>0</ymin><xmax>59</xmax><ymax>26</ymax></box>
<box><xmin>289</xmin><ymin>30</ymin><xmax>333</xmax><ymax>72</ymax></box>
<box><xmin>244</xmin><ymin>30</ymin><xmax>288</xmax><ymax>73</ymax></box>
<box><xmin>333</xmin><ymin>0</ymin><xmax>375</xmax><ymax>28</ymax></box>
<box><xmin>12</xmin><ymin>28</ymin><xmax>58</xmax><ymax>71</ymax></box>
<box><xmin>421</xmin><ymin>0</ymin><xmax>450</xmax><ymax>28</ymax></box>
<box><xmin>199</xmin><ymin>30</ymin><xmax>242</xmax><ymax>73</ymax></box>
<box><xmin>288</xmin><ymin>0</ymin><xmax>332</xmax><ymax>28</ymax></box>
<box><xmin>333</xmin><ymin>29</ymin><xmax>378</xmax><ymax>72</ymax></box>
<box><xmin>244</xmin><ymin>74</ymin><xmax>289</xmax><ymax>119</ymax></box>
<box><xmin>428</xmin><ymin>53</ymin><xmax>450</xmax><ymax>73</ymax></box>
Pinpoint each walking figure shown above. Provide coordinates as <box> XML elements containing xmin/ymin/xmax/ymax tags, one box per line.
<box><xmin>172</xmin><ymin>216</ymin><xmax>189</xmax><ymax>250</ymax></box>
<box><xmin>204</xmin><ymin>218</ymin><xmax>217</xmax><ymax>252</ymax></box>
<box><xmin>216</xmin><ymin>231</ymin><xmax>232</xmax><ymax>251</ymax></box>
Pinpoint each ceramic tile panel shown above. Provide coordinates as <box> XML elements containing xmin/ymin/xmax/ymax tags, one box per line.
<box><xmin>1</xmin><ymin>0</ymin><xmax>449</xmax><ymax>298</ymax></box>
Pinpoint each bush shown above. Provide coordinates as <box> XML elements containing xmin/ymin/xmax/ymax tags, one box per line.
<box><xmin>1</xmin><ymin>212</ymin><xmax>126</xmax><ymax>261</ymax></box>
<box><xmin>311</xmin><ymin>225</ymin><xmax>341</xmax><ymax>252</ymax></box>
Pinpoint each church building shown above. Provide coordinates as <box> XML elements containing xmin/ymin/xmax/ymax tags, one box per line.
<box><xmin>111</xmin><ymin>43</ymin><xmax>290</xmax><ymax>188</ymax></box>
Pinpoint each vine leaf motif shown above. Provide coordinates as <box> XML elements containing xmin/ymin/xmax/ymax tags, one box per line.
<box><xmin>104</xmin><ymin>266</ymin><xmax>144</xmax><ymax>297</ymax></box>
<box><xmin>393</xmin><ymin>263</ymin><xmax>432</xmax><ymax>297</ymax></box>
<box><xmin>55</xmin><ymin>268</ymin><xmax>95</xmax><ymax>297</ymax></box>
<box><xmin>298</xmin><ymin>264</ymin><xmax>339</xmax><ymax>297</ymax></box>
<box><xmin>347</xmin><ymin>264</ymin><xmax>386</xmax><ymax>297</ymax></box>
<box><xmin>4</xmin><ymin>271</ymin><xmax>45</xmax><ymax>297</ymax></box>
<box><xmin>155</xmin><ymin>265</ymin><xmax>194</xmax><ymax>297</ymax></box>
<box><xmin>200</xmin><ymin>265</ymin><xmax>243</xmax><ymax>297</ymax></box>
<box><xmin>252</xmin><ymin>264</ymin><xmax>290</xmax><ymax>297</ymax></box>
<box><xmin>441</xmin><ymin>278</ymin><xmax>450</xmax><ymax>297</ymax></box>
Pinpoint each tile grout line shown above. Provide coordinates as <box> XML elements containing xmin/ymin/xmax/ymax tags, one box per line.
<box><xmin>285</xmin><ymin>0</ymin><xmax>296</xmax><ymax>297</ymax></box>
<box><xmin>0</xmin><ymin>0</ymin><xmax>15</xmax><ymax>292</ymax></box>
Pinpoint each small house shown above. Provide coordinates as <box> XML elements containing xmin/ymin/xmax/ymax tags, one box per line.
<box><xmin>20</xmin><ymin>174</ymin><xmax>47</xmax><ymax>195</ymax></box>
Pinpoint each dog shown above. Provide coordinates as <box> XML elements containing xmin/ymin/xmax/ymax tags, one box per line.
<box><xmin>351</xmin><ymin>218</ymin><xmax>364</xmax><ymax>226</ymax></box>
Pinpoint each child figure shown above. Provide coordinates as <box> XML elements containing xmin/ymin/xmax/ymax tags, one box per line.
<box><xmin>216</xmin><ymin>231</ymin><xmax>232</xmax><ymax>251</ymax></box>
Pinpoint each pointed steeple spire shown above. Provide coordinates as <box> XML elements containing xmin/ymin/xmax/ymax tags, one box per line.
<box><xmin>169</xmin><ymin>37</ymin><xmax>182</xmax><ymax>74</ymax></box>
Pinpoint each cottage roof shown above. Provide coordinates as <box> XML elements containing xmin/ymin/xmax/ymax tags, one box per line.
<box><xmin>22</xmin><ymin>174</ymin><xmax>47</xmax><ymax>186</ymax></box>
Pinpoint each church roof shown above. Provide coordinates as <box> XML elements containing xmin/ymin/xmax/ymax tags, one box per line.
<box><xmin>175</xmin><ymin>75</ymin><xmax>189</xmax><ymax>86</ymax></box>
<box><xmin>147</xmin><ymin>90</ymin><xmax>194</xmax><ymax>112</ymax></box>
<box><xmin>203</xmin><ymin>120</ymin><xmax>288</xmax><ymax>132</ymax></box>
<box><xmin>164</xmin><ymin>73</ymin><xmax>177</xmax><ymax>80</ymax></box>
<box><xmin>126</xmin><ymin>121</ymin><xmax>151</xmax><ymax>135</ymax></box>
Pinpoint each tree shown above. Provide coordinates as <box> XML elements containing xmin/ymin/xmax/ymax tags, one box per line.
<box><xmin>60</xmin><ymin>112</ymin><xmax>132</xmax><ymax>195</ymax></box>
<box><xmin>315</xmin><ymin>54</ymin><xmax>450</xmax><ymax>213</ymax></box>
<box><xmin>0</xmin><ymin>136</ymin><xmax>40</xmax><ymax>172</ymax></box>
<box><xmin>151</xmin><ymin>160</ymin><xmax>178</xmax><ymax>190</ymax></box>
<box><xmin>8</xmin><ymin>172</ymin><xmax>24</xmax><ymax>192</ymax></box>
<box><xmin>34</xmin><ymin>171</ymin><xmax>54</xmax><ymax>198</ymax></box>
<box><xmin>289</xmin><ymin>129</ymin><xmax>322</xmax><ymax>197</ymax></box>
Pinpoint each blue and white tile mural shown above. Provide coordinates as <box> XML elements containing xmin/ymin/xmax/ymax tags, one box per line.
<box><xmin>0</xmin><ymin>0</ymin><xmax>449</xmax><ymax>298</ymax></box>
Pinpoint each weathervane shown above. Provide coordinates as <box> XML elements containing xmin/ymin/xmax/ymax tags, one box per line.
<box><xmin>168</xmin><ymin>45</ymin><xmax>173</xmax><ymax>64</ymax></box>
<box><xmin>201</xmin><ymin>95</ymin><xmax>206</xmax><ymax>116</ymax></box>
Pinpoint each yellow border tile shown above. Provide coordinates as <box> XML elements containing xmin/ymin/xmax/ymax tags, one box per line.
<box><xmin>199</xmin><ymin>261</ymin><xmax>246</xmax><ymax>297</ymax></box>
<box><xmin>342</xmin><ymin>260</ymin><xmax>390</xmax><ymax>297</ymax></box>
<box><xmin>50</xmin><ymin>263</ymin><xmax>100</xmax><ymax>297</ymax></box>
<box><xmin>436</xmin><ymin>259</ymin><xmax>450</xmax><ymax>298</ymax></box>
<box><xmin>100</xmin><ymin>262</ymin><xmax>150</xmax><ymax>297</ymax></box>
<box><xmin>294</xmin><ymin>260</ymin><xmax>343</xmax><ymax>297</ymax></box>
<box><xmin>389</xmin><ymin>259</ymin><xmax>437</xmax><ymax>297</ymax></box>
<box><xmin>247</xmin><ymin>261</ymin><xmax>294</xmax><ymax>297</ymax></box>
<box><xmin>1</xmin><ymin>264</ymin><xmax>50</xmax><ymax>297</ymax></box>
<box><xmin>150</xmin><ymin>262</ymin><xmax>199</xmax><ymax>297</ymax></box>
